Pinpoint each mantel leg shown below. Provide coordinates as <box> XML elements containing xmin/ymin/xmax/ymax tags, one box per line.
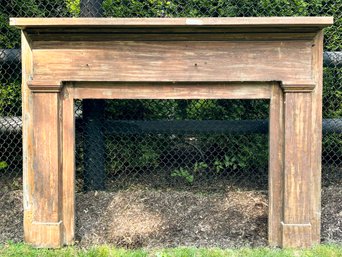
<box><xmin>62</xmin><ymin>85</ymin><xmax>75</xmax><ymax>245</ymax></box>
<box><xmin>281</xmin><ymin>92</ymin><xmax>313</xmax><ymax>248</ymax></box>
<box><xmin>268</xmin><ymin>84</ymin><xmax>284</xmax><ymax>246</ymax></box>
<box><xmin>27</xmin><ymin>92</ymin><xmax>63</xmax><ymax>247</ymax></box>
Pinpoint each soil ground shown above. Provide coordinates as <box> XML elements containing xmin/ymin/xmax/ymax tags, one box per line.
<box><xmin>0</xmin><ymin>185</ymin><xmax>341</xmax><ymax>248</ymax></box>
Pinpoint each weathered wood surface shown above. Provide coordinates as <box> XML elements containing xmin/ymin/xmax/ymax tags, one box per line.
<box><xmin>32</xmin><ymin>93</ymin><xmax>62</xmax><ymax>223</ymax></box>
<box><xmin>4</xmin><ymin>48</ymin><xmax>342</xmax><ymax>68</ymax></box>
<box><xmin>31</xmin><ymin>93</ymin><xmax>63</xmax><ymax>247</ymax></box>
<box><xmin>268</xmin><ymin>84</ymin><xmax>284</xmax><ymax>246</ymax></box>
<box><xmin>21</xmin><ymin>30</ymin><xmax>35</xmax><ymax>246</ymax></box>
<box><xmin>10</xmin><ymin>17</ymin><xmax>333</xmax><ymax>28</ymax></box>
<box><xmin>12</xmin><ymin>17</ymin><xmax>332</xmax><ymax>248</ymax></box>
<box><xmin>27</xmin><ymin>80</ymin><xmax>63</xmax><ymax>92</ymax></box>
<box><xmin>32</xmin><ymin>41</ymin><xmax>312</xmax><ymax>83</ymax></box>
<box><xmin>61</xmin><ymin>84</ymin><xmax>75</xmax><ymax>245</ymax></box>
<box><xmin>310</xmin><ymin>30</ymin><xmax>324</xmax><ymax>245</ymax></box>
<box><xmin>282</xmin><ymin>223</ymin><xmax>312</xmax><ymax>248</ymax></box>
<box><xmin>282</xmin><ymin>92</ymin><xmax>313</xmax><ymax>248</ymax></box>
<box><xmin>72</xmin><ymin>82</ymin><xmax>272</xmax><ymax>99</ymax></box>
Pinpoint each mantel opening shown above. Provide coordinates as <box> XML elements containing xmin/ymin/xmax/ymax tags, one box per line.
<box><xmin>74</xmin><ymin>98</ymin><xmax>270</xmax><ymax>248</ymax></box>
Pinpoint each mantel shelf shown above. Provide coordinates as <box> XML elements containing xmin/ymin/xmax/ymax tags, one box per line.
<box><xmin>10</xmin><ymin>17</ymin><xmax>333</xmax><ymax>30</ymax></box>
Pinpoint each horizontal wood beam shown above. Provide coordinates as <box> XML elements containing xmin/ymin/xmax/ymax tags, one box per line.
<box><xmin>2</xmin><ymin>49</ymin><xmax>341</xmax><ymax>68</ymax></box>
<box><xmin>10</xmin><ymin>17</ymin><xmax>333</xmax><ymax>29</ymax></box>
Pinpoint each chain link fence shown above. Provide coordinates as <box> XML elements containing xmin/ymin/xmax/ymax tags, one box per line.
<box><xmin>0</xmin><ymin>0</ymin><xmax>341</xmax><ymax>247</ymax></box>
<box><xmin>75</xmin><ymin>99</ymin><xmax>270</xmax><ymax>192</ymax></box>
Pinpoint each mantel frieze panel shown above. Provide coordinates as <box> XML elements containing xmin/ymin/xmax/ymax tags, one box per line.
<box><xmin>31</xmin><ymin>40</ymin><xmax>313</xmax><ymax>83</ymax></box>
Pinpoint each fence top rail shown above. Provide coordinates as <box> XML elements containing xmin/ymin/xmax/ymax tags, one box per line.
<box><xmin>10</xmin><ymin>17</ymin><xmax>333</xmax><ymax>30</ymax></box>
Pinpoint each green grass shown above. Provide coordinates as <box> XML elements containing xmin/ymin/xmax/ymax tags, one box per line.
<box><xmin>0</xmin><ymin>243</ymin><xmax>341</xmax><ymax>257</ymax></box>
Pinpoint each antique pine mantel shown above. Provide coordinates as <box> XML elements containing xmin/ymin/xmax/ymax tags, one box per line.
<box><xmin>10</xmin><ymin>17</ymin><xmax>333</xmax><ymax>248</ymax></box>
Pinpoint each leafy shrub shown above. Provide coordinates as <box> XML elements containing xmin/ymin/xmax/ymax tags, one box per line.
<box><xmin>106</xmin><ymin>135</ymin><xmax>164</xmax><ymax>174</ymax></box>
<box><xmin>66</xmin><ymin>0</ymin><xmax>80</xmax><ymax>16</ymax></box>
<box><xmin>0</xmin><ymin>161</ymin><xmax>8</xmax><ymax>170</ymax></box>
<box><xmin>171</xmin><ymin>167</ymin><xmax>194</xmax><ymax>183</ymax></box>
<box><xmin>0</xmin><ymin>81</ymin><xmax>21</xmax><ymax>116</ymax></box>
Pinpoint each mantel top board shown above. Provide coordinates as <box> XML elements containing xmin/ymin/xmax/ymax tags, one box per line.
<box><xmin>10</xmin><ymin>17</ymin><xmax>333</xmax><ymax>30</ymax></box>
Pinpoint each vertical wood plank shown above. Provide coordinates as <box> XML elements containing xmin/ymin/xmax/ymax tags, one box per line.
<box><xmin>282</xmin><ymin>92</ymin><xmax>312</xmax><ymax>248</ymax></box>
<box><xmin>32</xmin><ymin>93</ymin><xmax>61</xmax><ymax>222</ymax></box>
<box><xmin>268</xmin><ymin>83</ymin><xmax>284</xmax><ymax>246</ymax></box>
<box><xmin>62</xmin><ymin>84</ymin><xmax>75</xmax><ymax>244</ymax></box>
<box><xmin>310</xmin><ymin>30</ymin><xmax>324</xmax><ymax>244</ymax></box>
<box><xmin>30</xmin><ymin>92</ymin><xmax>63</xmax><ymax>247</ymax></box>
<box><xmin>21</xmin><ymin>31</ymin><xmax>34</xmax><ymax>244</ymax></box>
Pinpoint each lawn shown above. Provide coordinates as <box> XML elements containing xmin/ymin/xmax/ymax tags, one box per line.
<box><xmin>0</xmin><ymin>243</ymin><xmax>341</xmax><ymax>257</ymax></box>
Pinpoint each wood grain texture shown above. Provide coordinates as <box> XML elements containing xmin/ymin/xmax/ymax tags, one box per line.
<box><xmin>31</xmin><ymin>92</ymin><xmax>63</xmax><ymax>247</ymax></box>
<box><xmin>268</xmin><ymin>84</ymin><xmax>284</xmax><ymax>246</ymax></box>
<box><xmin>73</xmin><ymin>82</ymin><xmax>272</xmax><ymax>99</ymax></box>
<box><xmin>10</xmin><ymin>17</ymin><xmax>333</xmax><ymax>28</ymax></box>
<box><xmin>21</xmin><ymin>31</ymin><xmax>34</xmax><ymax>245</ymax></box>
<box><xmin>32</xmin><ymin>93</ymin><xmax>62</xmax><ymax>222</ymax></box>
<box><xmin>27</xmin><ymin>80</ymin><xmax>63</xmax><ymax>92</ymax></box>
<box><xmin>32</xmin><ymin>41</ymin><xmax>312</xmax><ymax>83</ymax></box>
<box><xmin>282</xmin><ymin>92</ymin><xmax>312</xmax><ymax>247</ymax></box>
<box><xmin>29</xmin><ymin>222</ymin><xmax>62</xmax><ymax>248</ymax></box>
<box><xmin>62</xmin><ymin>84</ymin><xmax>75</xmax><ymax>245</ymax></box>
<box><xmin>310</xmin><ymin>30</ymin><xmax>324</xmax><ymax>244</ymax></box>
<box><xmin>281</xmin><ymin>81</ymin><xmax>316</xmax><ymax>93</ymax></box>
<box><xmin>282</xmin><ymin>223</ymin><xmax>312</xmax><ymax>248</ymax></box>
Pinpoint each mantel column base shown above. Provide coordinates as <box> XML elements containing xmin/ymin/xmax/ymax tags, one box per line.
<box><xmin>281</xmin><ymin>222</ymin><xmax>312</xmax><ymax>248</ymax></box>
<box><xmin>26</xmin><ymin>221</ymin><xmax>63</xmax><ymax>248</ymax></box>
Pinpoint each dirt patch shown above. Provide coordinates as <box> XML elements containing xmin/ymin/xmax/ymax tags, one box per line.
<box><xmin>76</xmin><ymin>189</ymin><xmax>268</xmax><ymax>248</ymax></box>
<box><xmin>321</xmin><ymin>185</ymin><xmax>342</xmax><ymax>244</ymax></box>
<box><xmin>0</xmin><ymin>190</ymin><xmax>23</xmax><ymax>243</ymax></box>
<box><xmin>0</xmin><ymin>186</ymin><xmax>341</xmax><ymax>248</ymax></box>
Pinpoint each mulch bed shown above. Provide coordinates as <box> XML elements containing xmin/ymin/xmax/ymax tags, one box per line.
<box><xmin>0</xmin><ymin>185</ymin><xmax>341</xmax><ymax>248</ymax></box>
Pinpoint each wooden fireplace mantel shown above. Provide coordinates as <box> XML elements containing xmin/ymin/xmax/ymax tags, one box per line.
<box><xmin>11</xmin><ymin>17</ymin><xmax>333</xmax><ymax>248</ymax></box>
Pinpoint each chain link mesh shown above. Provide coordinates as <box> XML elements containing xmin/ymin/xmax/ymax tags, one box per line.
<box><xmin>75</xmin><ymin>99</ymin><xmax>270</xmax><ymax>192</ymax></box>
<box><xmin>0</xmin><ymin>0</ymin><xmax>341</xmax><ymax>247</ymax></box>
